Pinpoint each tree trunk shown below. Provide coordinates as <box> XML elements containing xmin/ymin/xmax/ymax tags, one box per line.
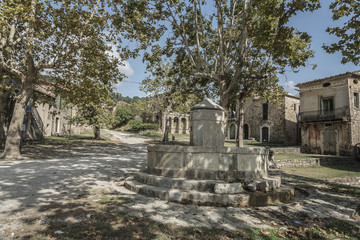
<box><xmin>0</xmin><ymin>77</ymin><xmax>33</xmax><ymax>159</ymax></box>
<box><xmin>236</xmin><ymin>99</ymin><xmax>244</xmax><ymax>147</ymax></box>
<box><xmin>0</xmin><ymin>80</ymin><xmax>10</xmax><ymax>145</ymax></box>
<box><xmin>0</xmin><ymin>96</ymin><xmax>6</xmax><ymax>145</ymax></box>
<box><xmin>94</xmin><ymin>125</ymin><xmax>101</xmax><ymax>140</ymax></box>
<box><xmin>162</xmin><ymin>101</ymin><xmax>172</xmax><ymax>143</ymax></box>
<box><xmin>163</xmin><ymin>117</ymin><xmax>169</xmax><ymax>143</ymax></box>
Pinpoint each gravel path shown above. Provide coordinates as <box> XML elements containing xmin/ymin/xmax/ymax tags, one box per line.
<box><xmin>0</xmin><ymin>130</ymin><xmax>359</xmax><ymax>238</ymax></box>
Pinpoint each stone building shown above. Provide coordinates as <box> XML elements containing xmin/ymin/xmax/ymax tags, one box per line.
<box><xmin>228</xmin><ymin>95</ymin><xmax>300</xmax><ymax>145</ymax></box>
<box><xmin>162</xmin><ymin>112</ymin><xmax>190</xmax><ymax>135</ymax></box>
<box><xmin>296</xmin><ymin>71</ymin><xmax>360</xmax><ymax>156</ymax></box>
<box><xmin>21</xmin><ymin>83</ymin><xmax>75</xmax><ymax>140</ymax></box>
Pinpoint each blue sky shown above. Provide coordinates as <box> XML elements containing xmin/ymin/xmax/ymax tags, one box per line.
<box><xmin>116</xmin><ymin>1</ymin><xmax>357</xmax><ymax>97</ymax></box>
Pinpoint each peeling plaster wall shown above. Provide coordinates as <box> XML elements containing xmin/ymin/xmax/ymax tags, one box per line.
<box><xmin>299</xmin><ymin>76</ymin><xmax>355</xmax><ymax>156</ymax></box>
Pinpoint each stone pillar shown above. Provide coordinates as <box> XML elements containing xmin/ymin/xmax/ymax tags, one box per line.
<box><xmin>190</xmin><ymin>98</ymin><xmax>225</xmax><ymax>147</ymax></box>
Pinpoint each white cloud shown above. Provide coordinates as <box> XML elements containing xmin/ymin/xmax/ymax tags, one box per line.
<box><xmin>284</xmin><ymin>80</ymin><xmax>296</xmax><ymax>93</ymax></box>
<box><xmin>107</xmin><ymin>44</ymin><xmax>134</xmax><ymax>76</ymax></box>
<box><xmin>118</xmin><ymin>61</ymin><xmax>134</xmax><ymax>76</ymax></box>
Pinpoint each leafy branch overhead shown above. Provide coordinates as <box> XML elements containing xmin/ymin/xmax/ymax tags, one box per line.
<box><xmin>0</xmin><ymin>0</ymin><xmax>160</xmax><ymax>158</ymax></box>
<box><xmin>324</xmin><ymin>0</ymin><xmax>360</xmax><ymax>65</ymax></box>
<box><xmin>141</xmin><ymin>0</ymin><xmax>320</xmax><ymax>109</ymax></box>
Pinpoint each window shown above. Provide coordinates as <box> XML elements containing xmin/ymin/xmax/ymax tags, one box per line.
<box><xmin>262</xmin><ymin>103</ymin><xmax>268</xmax><ymax>120</ymax></box>
<box><xmin>321</xmin><ymin>97</ymin><xmax>334</xmax><ymax>114</ymax></box>
<box><xmin>354</xmin><ymin>92</ymin><xmax>359</xmax><ymax>108</ymax></box>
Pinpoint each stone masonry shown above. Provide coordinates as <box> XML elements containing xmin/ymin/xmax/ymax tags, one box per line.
<box><xmin>296</xmin><ymin>71</ymin><xmax>360</xmax><ymax>155</ymax></box>
<box><xmin>228</xmin><ymin>95</ymin><xmax>300</xmax><ymax>145</ymax></box>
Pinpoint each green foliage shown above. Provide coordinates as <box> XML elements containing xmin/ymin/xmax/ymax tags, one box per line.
<box><xmin>324</xmin><ymin>0</ymin><xmax>360</xmax><ymax>65</ymax></box>
<box><xmin>113</xmin><ymin>105</ymin><xmax>133</xmax><ymax>127</ymax></box>
<box><xmin>128</xmin><ymin>119</ymin><xmax>159</xmax><ymax>131</ymax></box>
<box><xmin>140</xmin><ymin>0</ymin><xmax>320</xmax><ymax>109</ymax></box>
<box><xmin>111</xmin><ymin>92</ymin><xmax>145</xmax><ymax>104</ymax></box>
<box><xmin>0</xmin><ymin>0</ymin><xmax>159</xmax><ymax>156</ymax></box>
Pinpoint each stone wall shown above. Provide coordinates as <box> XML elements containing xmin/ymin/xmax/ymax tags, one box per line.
<box><xmin>272</xmin><ymin>147</ymin><xmax>301</xmax><ymax>154</ymax></box>
<box><xmin>237</xmin><ymin>95</ymin><xmax>299</xmax><ymax>145</ymax></box>
<box><xmin>276</xmin><ymin>156</ymin><xmax>354</xmax><ymax>168</ymax></box>
<box><xmin>147</xmin><ymin>145</ymin><xmax>269</xmax><ymax>180</ymax></box>
<box><xmin>348</xmin><ymin>77</ymin><xmax>360</xmax><ymax>145</ymax></box>
<box><xmin>301</xmin><ymin>121</ymin><xmax>352</xmax><ymax>155</ymax></box>
<box><xmin>162</xmin><ymin>112</ymin><xmax>190</xmax><ymax>135</ymax></box>
<box><xmin>276</xmin><ymin>158</ymin><xmax>320</xmax><ymax>168</ymax></box>
<box><xmin>298</xmin><ymin>75</ymin><xmax>359</xmax><ymax>156</ymax></box>
<box><xmin>284</xmin><ymin>96</ymin><xmax>300</xmax><ymax>145</ymax></box>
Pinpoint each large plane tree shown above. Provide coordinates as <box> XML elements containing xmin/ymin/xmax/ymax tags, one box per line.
<box><xmin>0</xmin><ymin>0</ymin><xmax>158</xmax><ymax>159</ymax></box>
<box><xmin>142</xmin><ymin>0</ymin><xmax>320</xmax><ymax>146</ymax></box>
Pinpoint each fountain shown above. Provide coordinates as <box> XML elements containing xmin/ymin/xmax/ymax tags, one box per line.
<box><xmin>125</xmin><ymin>99</ymin><xmax>294</xmax><ymax>207</ymax></box>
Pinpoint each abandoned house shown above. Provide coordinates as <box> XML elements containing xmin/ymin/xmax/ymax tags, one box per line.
<box><xmin>227</xmin><ymin>95</ymin><xmax>300</xmax><ymax>145</ymax></box>
<box><xmin>296</xmin><ymin>71</ymin><xmax>360</xmax><ymax>156</ymax></box>
<box><xmin>2</xmin><ymin>82</ymin><xmax>81</xmax><ymax>143</ymax></box>
<box><xmin>161</xmin><ymin>112</ymin><xmax>190</xmax><ymax>135</ymax></box>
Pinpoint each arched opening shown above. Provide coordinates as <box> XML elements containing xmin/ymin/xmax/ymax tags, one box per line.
<box><xmin>181</xmin><ymin>118</ymin><xmax>187</xmax><ymax>134</ymax></box>
<box><xmin>243</xmin><ymin>123</ymin><xmax>249</xmax><ymax>139</ymax></box>
<box><xmin>174</xmin><ymin>117</ymin><xmax>179</xmax><ymax>134</ymax></box>
<box><xmin>261</xmin><ymin>126</ymin><xmax>269</xmax><ymax>142</ymax></box>
<box><xmin>229</xmin><ymin>124</ymin><xmax>236</xmax><ymax>140</ymax></box>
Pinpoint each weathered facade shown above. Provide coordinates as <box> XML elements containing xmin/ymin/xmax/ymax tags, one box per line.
<box><xmin>21</xmin><ymin>84</ymin><xmax>74</xmax><ymax>140</ymax></box>
<box><xmin>162</xmin><ymin>112</ymin><xmax>190</xmax><ymax>135</ymax></box>
<box><xmin>228</xmin><ymin>95</ymin><xmax>300</xmax><ymax>145</ymax></box>
<box><xmin>296</xmin><ymin>71</ymin><xmax>360</xmax><ymax>156</ymax></box>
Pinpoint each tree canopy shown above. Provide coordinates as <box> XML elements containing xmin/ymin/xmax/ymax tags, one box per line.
<box><xmin>0</xmin><ymin>0</ymin><xmax>159</xmax><ymax>159</ymax></box>
<box><xmin>323</xmin><ymin>0</ymin><xmax>360</xmax><ymax>65</ymax></box>
<box><xmin>141</xmin><ymin>0</ymin><xmax>320</xmax><ymax>110</ymax></box>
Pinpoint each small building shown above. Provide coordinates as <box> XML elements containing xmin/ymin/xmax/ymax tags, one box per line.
<box><xmin>162</xmin><ymin>112</ymin><xmax>190</xmax><ymax>135</ymax></box>
<box><xmin>296</xmin><ymin>71</ymin><xmax>360</xmax><ymax>156</ymax></box>
<box><xmin>21</xmin><ymin>83</ymin><xmax>75</xmax><ymax>140</ymax></box>
<box><xmin>228</xmin><ymin>95</ymin><xmax>300</xmax><ymax>145</ymax></box>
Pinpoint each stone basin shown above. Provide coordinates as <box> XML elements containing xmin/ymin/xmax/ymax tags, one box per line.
<box><xmin>147</xmin><ymin>144</ymin><xmax>269</xmax><ymax>181</ymax></box>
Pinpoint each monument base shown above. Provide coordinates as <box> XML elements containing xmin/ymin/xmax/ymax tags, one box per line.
<box><xmin>125</xmin><ymin>172</ymin><xmax>294</xmax><ymax>207</ymax></box>
<box><xmin>124</xmin><ymin>144</ymin><xmax>295</xmax><ymax>207</ymax></box>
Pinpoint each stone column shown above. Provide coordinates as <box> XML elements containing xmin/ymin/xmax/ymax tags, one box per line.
<box><xmin>190</xmin><ymin>98</ymin><xmax>225</xmax><ymax>147</ymax></box>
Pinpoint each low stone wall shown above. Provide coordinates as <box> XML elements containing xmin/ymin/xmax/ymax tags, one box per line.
<box><xmin>276</xmin><ymin>158</ymin><xmax>320</xmax><ymax>168</ymax></box>
<box><xmin>272</xmin><ymin>147</ymin><xmax>301</xmax><ymax>154</ymax></box>
<box><xmin>147</xmin><ymin>145</ymin><xmax>269</xmax><ymax>180</ymax></box>
<box><xmin>276</xmin><ymin>156</ymin><xmax>355</xmax><ymax>168</ymax></box>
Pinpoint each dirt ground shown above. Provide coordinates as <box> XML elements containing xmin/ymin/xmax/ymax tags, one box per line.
<box><xmin>0</xmin><ymin>130</ymin><xmax>359</xmax><ymax>240</ymax></box>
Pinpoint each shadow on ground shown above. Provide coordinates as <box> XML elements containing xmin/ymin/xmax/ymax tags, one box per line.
<box><xmin>0</xmin><ymin>136</ymin><xmax>360</xmax><ymax>239</ymax></box>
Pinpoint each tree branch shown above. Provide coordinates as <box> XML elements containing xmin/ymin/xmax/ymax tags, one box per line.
<box><xmin>215</xmin><ymin>0</ymin><xmax>225</xmax><ymax>74</ymax></box>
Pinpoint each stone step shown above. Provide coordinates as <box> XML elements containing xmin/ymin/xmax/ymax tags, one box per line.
<box><xmin>124</xmin><ymin>179</ymin><xmax>294</xmax><ymax>207</ymax></box>
<box><xmin>136</xmin><ymin>172</ymin><xmax>221</xmax><ymax>193</ymax></box>
<box><xmin>136</xmin><ymin>172</ymin><xmax>281</xmax><ymax>194</ymax></box>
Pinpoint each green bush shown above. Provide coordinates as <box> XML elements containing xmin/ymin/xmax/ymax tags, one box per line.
<box><xmin>129</xmin><ymin>119</ymin><xmax>159</xmax><ymax>131</ymax></box>
<box><xmin>113</xmin><ymin>105</ymin><xmax>133</xmax><ymax>128</ymax></box>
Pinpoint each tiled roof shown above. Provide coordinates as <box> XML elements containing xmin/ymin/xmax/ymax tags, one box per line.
<box><xmin>295</xmin><ymin>70</ymin><xmax>360</xmax><ymax>87</ymax></box>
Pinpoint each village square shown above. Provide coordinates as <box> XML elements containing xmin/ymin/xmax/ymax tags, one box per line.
<box><xmin>1</xmin><ymin>0</ymin><xmax>360</xmax><ymax>239</ymax></box>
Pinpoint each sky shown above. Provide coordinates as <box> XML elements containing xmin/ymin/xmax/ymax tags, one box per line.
<box><xmin>115</xmin><ymin>1</ymin><xmax>357</xmax><ymax>98</ymax></box>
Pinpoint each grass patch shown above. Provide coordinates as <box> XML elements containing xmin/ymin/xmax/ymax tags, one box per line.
<box><xmin>27</xmin><ymin>132</ymin><xmax>111</xmax><ymax>147</ymax></box>
<box><xmin>282</xmin><ymin>163</ymin><xmax>360</xmax><ymax>179</ymax></box>
<box><xmin>243</xmin><ymin>140</ymin><xmax>288</xmax><ymax>148</ymax></box>
<box><xmin>140</xmin><ymin>132</ymin><xmax>163</xmax><ymax>138</ymax></box>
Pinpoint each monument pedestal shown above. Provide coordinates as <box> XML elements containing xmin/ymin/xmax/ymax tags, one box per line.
<box><xmin>124</xmin><ymin>98</ymin><xmax>295</xmax><ymax>207</ymax></box>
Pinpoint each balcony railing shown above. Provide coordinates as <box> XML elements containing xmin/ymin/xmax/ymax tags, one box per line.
<box><xmin>300</xmin><ymin>108</ymin><xmax>348</xmax><ymax>122</ymax></box>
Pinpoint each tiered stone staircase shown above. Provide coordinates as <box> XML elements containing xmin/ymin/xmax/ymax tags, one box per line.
<box><xmin>125</xmin><ymin>172</ymin><xmax>294</xmax><ymax>207</ymax></box>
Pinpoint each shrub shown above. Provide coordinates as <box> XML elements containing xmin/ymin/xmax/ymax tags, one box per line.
<box><xmin>128</xmin><ymin>119</ymin><xmax>159</xmax><ymax>131</ymax></box>
<box><xmin>113</xmin><ymin>105</ymin><xmax>133</xmax><ymax>128</ymax></box>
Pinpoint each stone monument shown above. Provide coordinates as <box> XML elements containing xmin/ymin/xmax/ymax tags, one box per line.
<box><xmin>125</xmin><ymin>98</ymin><xmax>294</xmax><ymax>207</ymax></box>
